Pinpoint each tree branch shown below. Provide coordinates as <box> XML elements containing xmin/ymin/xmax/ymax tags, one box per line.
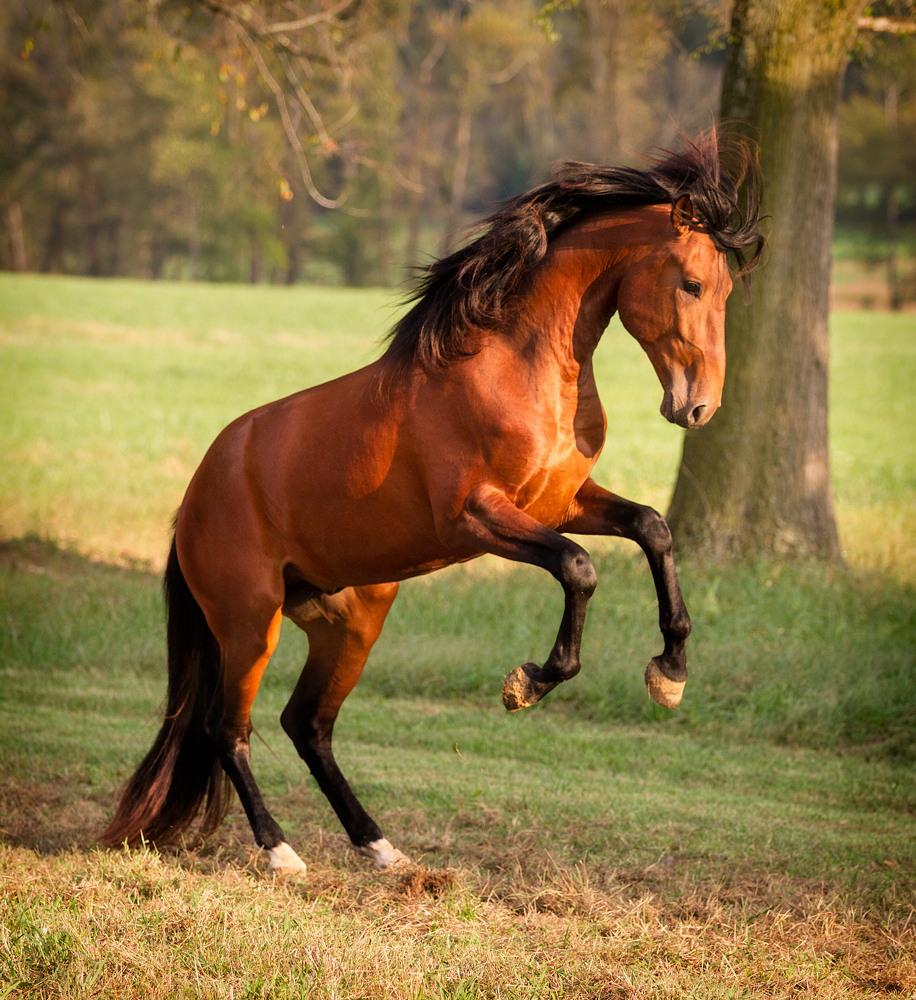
<box><xmin>230</xmin><ymin>21</ymin><xmax>347</xmax><ymax>209</ymax></box>
<box><xmin>857</xmin><ymin>15</ymin><xmax>916</xmax><ymax>33</ymax></box>
<box><xmin>264</xmin><ymin>0</ymin><xmax>356</xmax><ymax>36</ymax></box>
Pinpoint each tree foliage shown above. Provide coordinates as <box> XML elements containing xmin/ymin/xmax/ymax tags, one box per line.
<box><xmin>1</xmin><ymin>0</ymin><xmax>913</xmax><ymax>287</ymax></box>
<box><xmin>0</xmin><ymin>0</ymin><xmax>729</xmax><ymax>283</ymax></box>
<box><xmin>839</xmin><ymin>1</ymin><xmax>916</xmax><ymax>307</ymax></box>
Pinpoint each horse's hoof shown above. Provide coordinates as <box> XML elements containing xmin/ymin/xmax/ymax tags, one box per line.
<box><xmin>502</xmin><ymin>662</ymin><xmax>556</xmax><ymax>712</ymax></box>
<box><xmin>358</xmin><ymin>838</ymin><xmax>411</xmax><ymax>870</ymax></box>
<box><xmin>266</xmin><ymin>842</ymin><xmax>308</xmax><ymax>876</ymax></box>
<box><xmin>644</xmin><ymin>658</ymin><xmax>685</xmax><ymax>708</ymax></box>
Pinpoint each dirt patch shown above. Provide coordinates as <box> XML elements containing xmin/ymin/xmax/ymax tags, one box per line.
<box><xmin>395</xmin><ymin>867</ymin><xmax>457</xmax><ymax>898</ymax></box>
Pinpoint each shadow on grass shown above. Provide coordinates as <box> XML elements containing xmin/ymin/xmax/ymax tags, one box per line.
<box><xmin>1</xmin><ymin>534</ymin><xmax>914</xmax><ymax>899</ymax></box>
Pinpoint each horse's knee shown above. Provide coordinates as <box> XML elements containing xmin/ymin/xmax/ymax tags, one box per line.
<box><xmin>558</xmin><ymin>546</ymin><xmax>597</xmax><ymax>597</ymax></box>
<box><xmin>635</xmin><ymin>506</ymin><xmax>673</xmax><ymax>555</ymax></box>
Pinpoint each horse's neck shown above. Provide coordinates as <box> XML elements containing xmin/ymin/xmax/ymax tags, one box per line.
<box><xmin>505</xmin><ymin>235</ymin><xmax>626</xmax><ymax>379</ymax></box>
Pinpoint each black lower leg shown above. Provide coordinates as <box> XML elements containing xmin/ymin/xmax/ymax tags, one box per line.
<box><xmin>534</xmin><ymin>544</ymin><xmax>598</xmax><ymax>685</ymax></box>
<box><xmin>501</xmin><ymin>545</ymin><xmax>598</xmax><ymax>711</ymax></box>
<box><xmin>215</xmin><ymin>730</ymin><xmax>287</xmax><ymax>850</ymax></box>
<box><xmin>634</xmin><ymin>511</ymin><xmax>691</xmax><ymax>684</ymax></box>
<box><xmin>281</xmin><ymin>713</ymin><xmax>382</xmax><ymax>849</ymax></box>
<box><xmin>304</xmin><ymin>740</ymin><xmax>382</xmax><ymax>848</ymax></box>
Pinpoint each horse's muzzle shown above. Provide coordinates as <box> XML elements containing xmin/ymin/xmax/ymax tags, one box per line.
<box><xmin>660</xmin><ymin>391</ymin><xmax>715</xmax><ymax>429</ymax></box>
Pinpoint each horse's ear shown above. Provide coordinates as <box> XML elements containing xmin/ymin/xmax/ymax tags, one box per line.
<box><xmin>671</xmin><ymin>195</ymin><xmax>694</xmax><ymax>236</ymax></box>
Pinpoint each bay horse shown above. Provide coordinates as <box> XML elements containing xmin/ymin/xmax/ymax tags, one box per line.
<box><xmin>101</xmin><ymin>130</ymin><xmax>763</xmax><ymax>873</ymax></box>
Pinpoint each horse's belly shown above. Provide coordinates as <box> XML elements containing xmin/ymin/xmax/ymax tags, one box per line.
<box><xmin>280</xmin><ymin>488</ymin><xmax>479</xmax><ymax>590</ymax></box>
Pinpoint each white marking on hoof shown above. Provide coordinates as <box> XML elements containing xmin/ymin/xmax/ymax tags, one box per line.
<box><xmin>357</xmin><ymin>838</ymin><xmax>411</xmax><ymax>870</ymax></box>
<box><xmin>266</xmin><ymin>842</ymin><xmax>307</xmax><ymax>875</ymax></box>
<box><xmin>644</xmin><ymin>660</ymin><xmax>685</xmax><ymax>708</ymax></box>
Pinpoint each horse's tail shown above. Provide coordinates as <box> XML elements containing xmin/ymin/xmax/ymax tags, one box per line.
<box><xmin>99</xmin><ymin>535</ymin><xmax>230</xmax><ymax>848</ymax></box>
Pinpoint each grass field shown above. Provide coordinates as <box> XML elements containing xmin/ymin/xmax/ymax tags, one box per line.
<box><xmin>1</xmin><ymin>273</ymin><xmax>915</xmax><ymax>998</ymax></box>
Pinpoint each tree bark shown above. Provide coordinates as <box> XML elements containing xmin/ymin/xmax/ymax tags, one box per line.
<box><xmin>884</xmin><ymin>81</ymin><xmax>901</xmax><ymax>311</ymax></box>
<box><xmin>79</xmin><ymin>161</ymin><xmax>103</xmax><ymax>278</ymax></box>
<box><xmin>666</xmin><ymin>0</ymin><xmax>863</xmax><ymax>561</ymax></box>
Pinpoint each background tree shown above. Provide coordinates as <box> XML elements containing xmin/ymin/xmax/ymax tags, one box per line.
<box><xmin>667</xmin><ymin>0</ymin><xmax>868</xmax><ymax>561</ymax></box>
<box><xmin>838</xmin><ymin>8</ymin><xmax>916</xmax><ymax>309</ymax></box>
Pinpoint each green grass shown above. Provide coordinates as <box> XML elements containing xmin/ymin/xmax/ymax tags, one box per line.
<box><xmin>829</xmin><ymin>311</ymin><xmax>916</xmax><ymax>575</ymax></box>
<box><xmin>0</xmin><ymin>273</ymin><xmax>682</xmax><ymax>563</ymax></box>
<box><xmin>1</xmin><ymin>273</ymin><xmax>915</xmax><ymax>997</ymax></box>
<box><xmin>2</xmin><ymin>274</ymin><xmax>913</xmax><ymax>573</ymax></box>
<box><xmin>833</xmin><ymin>223</ymin><xmax>916</xmax><ymax>264</ymax></box>
<box><xmin>0</xmin><ymin>275</ymin><xmax>402</xmax><ymax>563</ymax></box>
<box><xmin>1</xmin><ymin>543</ymin><xmax>915</xmax><ymax>997</ymax></box>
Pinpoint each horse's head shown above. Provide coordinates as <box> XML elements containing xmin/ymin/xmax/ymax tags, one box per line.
<box><xmin>616</xmin><ymin>198</ymin><xmax>732</xmax><ymax>430</ymax></box>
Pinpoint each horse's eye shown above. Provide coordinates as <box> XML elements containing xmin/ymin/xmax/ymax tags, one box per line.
<box><xmin>683</xmin><ymin>281</ymin><xmax>702</xmax><ymax>298</ymax></box>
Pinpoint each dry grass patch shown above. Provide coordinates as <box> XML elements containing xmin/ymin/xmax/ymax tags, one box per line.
<box><xmin>2</xmin><ymin>831</ymin><xmax>915</xmax><ymax>999</ymax></box>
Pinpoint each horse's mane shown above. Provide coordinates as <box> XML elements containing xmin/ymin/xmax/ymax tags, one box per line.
<box><xmin>380</xmin><ymin>127</ymin><xmax>764</xmax><ymax>380</ymax></box>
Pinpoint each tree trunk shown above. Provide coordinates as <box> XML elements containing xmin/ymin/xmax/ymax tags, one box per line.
<box><xmin>41</xmin><ymin>197</ymin><xmax>65</xmax><ymax>274</ymax></box>
<box><xmin>249</xmin><ymin>232</ymin><xmax>262</xmax><ymax>284</ymax></box>
<box><xmin>104</xmin><ymin>218</ymin><xmax>121</xmax><ymax>277</ymax></box>
<box><xmin>885</xmin><ymin>81</ymin><xmax>901</xmax><ymax>311</ymax></box>
<box><xmin>79</xmin><ymin>162</ymin><xmax>103</xmax><ymax>278</ymax></box>
<box><xmin>281</xmin><ymin>193</ymin><xmax>300</xmax><ymax>286</ymax></box>
<box><xmin>666</xmin><ymin>0</ymin><xmax>863</xmax><ymax>561</ymax></box>
<box><xmin>189</xmin><ymin>202</ymin><xmax>201</xmax><ymax>282</ymax></box>
<box><xmin>583</xmin><ymin>0</ymin><xmax>625</xmax><ymax>162</ymax></box>
<box><xmin>440</xmin><ymin>69</ymin><xmax>475</xmax><ymax>256</ymax></box>
<box><xmin>7</xmin><ymin>202</ymin><xmax>27</xmax><ymax>272</ymax></box>
<box><xmin>404</xmin><ymin>33</ymin><xmax>447</xmax><ymax>274</ymax></box>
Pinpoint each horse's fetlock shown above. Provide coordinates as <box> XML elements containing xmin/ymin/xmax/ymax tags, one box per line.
<box><xmin>667</xmin><ymin>614</ymin><xmax>692</xmax><ymax>643</ymax></box>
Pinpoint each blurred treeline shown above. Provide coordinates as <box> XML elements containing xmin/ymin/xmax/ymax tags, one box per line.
<box><xmin>1</xmin><ymin>0</ymin><xmax>914</xmax><ymax>289</ymax></box>
<box><xmin>839</xmin><ymin>12</ymin><xmax>916</xmax><ymax>309</ymax></box>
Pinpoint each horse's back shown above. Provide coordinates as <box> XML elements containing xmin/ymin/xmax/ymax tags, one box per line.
<box><xmin>176</xmin><ymin>363</ymin><xmax>466</xmax><ymax>597</ymax></box>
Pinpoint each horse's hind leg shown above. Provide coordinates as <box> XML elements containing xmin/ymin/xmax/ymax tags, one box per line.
<box><xmin>207</xmin><ymin>604</ymin><xmax>307</xmax><ymax>874</ymax></box>
<box><xmin>281</xmin><ymin>582</ymin><xmax>405</xmax><ymax>869</ymax></box>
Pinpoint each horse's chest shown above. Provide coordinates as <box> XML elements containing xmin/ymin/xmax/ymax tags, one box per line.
<box><xmin>494</xmin><ymin>388</ymin><xmax>602</xmax><ymax>525</ymax></box>
<box><xmin>513</xmin><ymin>438</ymin><xmax>597</xmax><ymax>527</ymax></box>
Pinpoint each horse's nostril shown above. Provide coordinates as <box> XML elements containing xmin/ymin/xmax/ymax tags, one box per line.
<box><xmin>689</xmin><ymin>404</ymin><xmax>707</xmax><ymax>426</ymax></box>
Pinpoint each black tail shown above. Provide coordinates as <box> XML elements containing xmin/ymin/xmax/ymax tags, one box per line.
<box><xmin>99</xmin><ymin>535</ymin><xmax>230</xmax><ymax>848</ymax></box>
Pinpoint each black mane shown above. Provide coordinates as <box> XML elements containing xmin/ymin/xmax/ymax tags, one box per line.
<box><xmin>381</xmin><ymin>128</ymin><xmax>764</xmax><ymax>379</ymax></box>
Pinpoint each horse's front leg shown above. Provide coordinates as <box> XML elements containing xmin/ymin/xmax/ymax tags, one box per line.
<box><xmin>449</xmin><ymin>485</ymin><xmax>598</xmax><ymax>711</ymax></box>
<box><xmin>560</xmin><ymin>477</ymin><xmax>691</xmax><ymax>708</ymax></box>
